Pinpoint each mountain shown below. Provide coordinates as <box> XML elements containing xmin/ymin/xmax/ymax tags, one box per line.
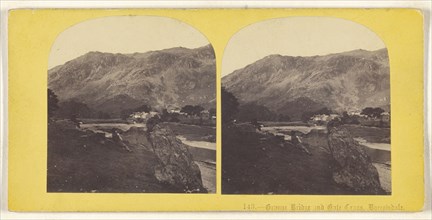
<box><xmin>222</xmin><ymin>48</ymin><xmax>390</xmax><ymax>119</ymax></box>
<box><xmin>48</xmin><ymin>45</ymin><xmax>216</xmax><ymax>115</ymax></box>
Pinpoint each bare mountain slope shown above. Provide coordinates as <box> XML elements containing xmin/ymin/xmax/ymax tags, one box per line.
<box><xmin>222</xmin><ymin>48</ymin><xmax>389</xmax><ymax>119</ymax></box>
<box><xmin>48</xmin><ymin>45</ymin><xmax>216</xmax><ymax>114</ymax></box>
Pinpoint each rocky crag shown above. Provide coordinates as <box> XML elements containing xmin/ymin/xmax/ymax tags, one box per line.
<box><xmin>327</xmin><ymin>124</ymin><xmax>385</xmax><ymax>194</ymax></box>
<box><xmin>122</xmin><ymin>123</ymin><xmax>206</xmax><ymax>193</ymax></box>
<box><xmin>148</xmin><ymin>124</ymin><xmax>205</xmax><ymax>193</ymax></box>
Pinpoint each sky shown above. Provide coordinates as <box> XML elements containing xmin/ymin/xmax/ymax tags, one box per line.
<box><xmin>48</xmin><ymin>16</ymin><xmax>210</xmax><ymax>69</ymax></box>
<box><xmin>222</xmin><ymin>17</ymin><xmax>386</xmax><ymax>77</ymax></box>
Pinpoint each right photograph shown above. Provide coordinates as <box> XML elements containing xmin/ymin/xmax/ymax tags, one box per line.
<box><xmin>221</xmin><ymin>17</ymin><xmax>391</xmax><ymax>195</ymax></box>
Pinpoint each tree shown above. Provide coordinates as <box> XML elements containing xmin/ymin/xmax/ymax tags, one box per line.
<box><xmin>301</xmin><ymin>111</ymin><xmax>314</xmax><ymax>123</ymax></box>
<box><xmin>341</xmin><ymin>111</ymin><xmax>359</xmax><ymax>124</ymax></box>
<box><xmin>209</xmin><ymin>108</ymin><xmax>216</xmax><ymax>117</ymax></box>
<box><xmin>48</xmin><ymin>89</ymin><xmax>59</xmax><ymax>119</ymax></box>
<box><xmin>361</xmin><ymin>107</ymin><xmax>385</xmax><ymax>118</ymax></box>
<box><xmin>222</xmin><ymin>87</ymin><xmax>239</xmax><ymax>124</ymax></box>
<box><xmin>120</xmin><ymin>109</ymin><xmax>131</xmax><ymax>120</ymax></box>
<box><xmin>315</xmin><ymin>107</ymin><xmax>332</xmax><ymax>115</ymax></box>
<box><xmin>135</xmin><ymin>104</ymin><xmax>151</xmax><ymax>113</ymax></box>
<box><xmin>180</xmin><ymin>105</ymin><xmax>195</xmax><ymax>116</ymax></box>
<box><xmin>161</xmin><ymin>108</ymin><xmax>170</xmax><ymax>121</ymax></box>
<box><xmin>180</xmin><ymin>105</ymin><xmax>204</xmax><ymax>116</ymax></box>
<box><xmin>192</xmin><ymin>105</ymin><xmax>204</xmax><ymax>116</ymax></box>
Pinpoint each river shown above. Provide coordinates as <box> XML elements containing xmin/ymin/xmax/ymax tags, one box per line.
<box><xmin>80</xmin><ymin>123</ymin><xmax>146</xmax><ymax>138</ymax></box>
<box><xmin>177</xmin><ymin>136</ymin><xmax>216</xmax><ymax>150</ymax></box>
<box><xmin>176</xmin><ymin>136</ymin><xmax>216</xmax><ymax>193</ymax></box>
<box><xmin>354</xmin><ymin>137</ymin><xmax>391</xmax><ymax>151</ymax></box>
<box><xmin>261</xmin><ymin>125</ymin><xmax>326</xmax><ymax>140</ymax></box>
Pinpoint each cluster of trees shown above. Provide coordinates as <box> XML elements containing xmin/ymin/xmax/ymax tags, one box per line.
<box><xmin>341</xmin><ymin>111</ymin><xmax>360</xmax><ymax>125</ymax></box>
<box><xmin>360</xmin><ymin>107</ymin><xmax>385</xmax><ymax>118</ymax></box>
<box><xmin>222</xmin><ymin>87</ymin><xmax>239</xmax><ymax>124</ymax></box>
<box><xmin>341</xmin><ymin>107</ymin><xmax>388</xmax><ymax>127</ymax></box>
<box><xmin>48</xmin><ymin>89</ymin><xmax>59</xmax><ymax>119</ymax></box>
<box><xmin>180</xmin><ymin>105</ymin><xmax>205</xmax><ymax>116</ymax></box>
<box><xmin>160</xmin><ymin>109</ymin><xmax>180</xmax><ymax>122</ymax></box>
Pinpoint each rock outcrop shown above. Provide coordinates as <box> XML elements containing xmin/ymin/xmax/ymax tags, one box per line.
<box><xmin>327</xmin><ymin>126</ymin><xmax>384</xmax><ymax>194</ymax></box>
<box><xmin>148</xmin><ymin>124</ymin><xmax>206</xmax><ymax>193</ymax></box>
<box><xmin>122</xmin><ymin>127</ymin><xmax>153</xmax><ymax>151</ymax></box>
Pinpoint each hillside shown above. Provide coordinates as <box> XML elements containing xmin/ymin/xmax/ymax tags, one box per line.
<box><xmin>48</xmin><ymin>45</ymin><xmax>216</xmax><ymax>115</ymax></box>
<box><xmin>222</xmin><ymin>49</ymin><xmax>389</xmax><ymax>119</ymax></box>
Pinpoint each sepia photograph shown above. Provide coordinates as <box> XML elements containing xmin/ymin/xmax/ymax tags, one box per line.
<box><xmin>5</xmin><ymin>7</ymin><xmax>428</xmax><ymax>213</ymax></box>
<box><xmin>222</xmin><ymin>17</ymin><xmax>391</xmax><ymax>195</ymax></box>
<box><xmin>47</xmin><ymin>16</ymin><xmax>216</xmax><ymax>193</ymax></box>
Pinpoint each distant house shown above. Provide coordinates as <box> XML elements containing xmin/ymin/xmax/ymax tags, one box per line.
<box><xmin>348</xmin><ymin>111</ymin><xmax>368</xmax><ymax>118</ymax></box>
<box><xmin>348</xmin><ymin>111</ymin><xmax>360</xmax><ymax>116</ymax></box>
<box><xmin>381</xmin><ymin>112</ymin><xmax>390</xmax><ymax>122</ymax></box>
<box><xmin>130</xmin><ymin>111</ymin><xmax>148</xmax><ymax>119</ymax></box>
<box><xmin>311</xmin><ymin>114</ymin><xmax>340</xmax><ymax>123</ymax></box>
<box><xmin>311</xmin><ymin>114</ymin><xmax>329</xmax><ymax>122</ymax></box>
<box><xmin>200</xmin><ymin>110</ymin><xmax>210</xmax><ymax>120</ymax></box>
<box><xmin>129</xmin><ymin>111</ymin><xmax>159</xmax><ymax>121</ymax></box>
<box><xmin>149</xmin><ymin>111</ymin><xmax>159</xmax><ymax>118</ymax></box>
<box><xmin>168</xmin><ymin>108</ymin><xmax>181</xmax><ymax>114</ymax></box>
<box><xmin>329</xmin><ymin>114</ymin><xmax>339</xmax><ymax>120</ymax></box>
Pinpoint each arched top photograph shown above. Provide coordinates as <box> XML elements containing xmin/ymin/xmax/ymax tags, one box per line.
<box><xmin>47</xmin><ymin>16</ymin><xmax>216</xmax><ymax>194</ymax></box>
<box><xmin>221</xmin><ymin>16</ymin><xmax>391</xmax><ymax>196</ymax></box>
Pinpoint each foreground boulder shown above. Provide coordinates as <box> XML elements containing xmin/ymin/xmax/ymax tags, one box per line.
<box><xmin>122</xmin><ymin>127</ymin><xmax>153</xmax><ymax>151</ymax></box>
<box><xmin>327</xmin><ymin>125</ymin><xmax>384</xmax><ymax>194</ymax></box>
<box><xmin>148</xmin><ymin>124</ymin><xmax>206</xmax><ymax>193</ymax></box>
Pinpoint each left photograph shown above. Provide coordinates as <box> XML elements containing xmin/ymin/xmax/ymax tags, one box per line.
<box><xmin>47</xmin><ymin>16</ymin><xmax>216</xmax><ymax>193</ymax></box>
